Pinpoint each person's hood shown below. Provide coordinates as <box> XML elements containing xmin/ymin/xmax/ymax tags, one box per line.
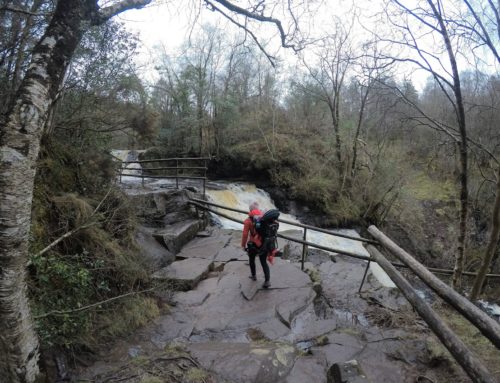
<box><xmin>249</xmin><ymin>209</ymin><xmax>262</xmax><ymax>217</ymax></box>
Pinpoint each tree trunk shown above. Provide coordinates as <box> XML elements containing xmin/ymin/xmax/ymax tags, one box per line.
<box><xmin>0</xmin><ymin>2</ymin><xmax>91</xmax><ymax>381</ymax></box>
<box><xmin>329</xmin><ymin>104</ymin><xmax>342</xmax><ymax>166</ymax></box>
<box><xmin>426</xmin><ymin>0</ymin><xmax>469</xmax><ymax>290</ymax></box>
<box><xmin>351</xmin><ymin>85</ymin><xmax>369</xmax><ymax>178</ymax></box>
<box><xmin>470</xmin><ymin>167</ymin><xmax>500</xmax><ymax>300</ymax></box>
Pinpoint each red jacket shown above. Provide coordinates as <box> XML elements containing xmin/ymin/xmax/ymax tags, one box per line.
<box><xmin>241</xmin><ymin>209</ymin><xmax>262</xmax><ymax>248</ymax></box>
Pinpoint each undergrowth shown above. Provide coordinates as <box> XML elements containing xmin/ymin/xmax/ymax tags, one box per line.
<box><xmin>29</xmin><ymin>136</ymin><xmax>159</xmax><ymax>352</ymax></box>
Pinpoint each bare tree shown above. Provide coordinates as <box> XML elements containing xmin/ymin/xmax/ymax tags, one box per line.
<box><xmin>300</xmin><ymin>18</ymin><xmax>355</xmax><ymax>168</ymax></box>
<box><xmin>378</xmin><ymin>0</ymin><xmax>471</xmax><ymax>289</ymax></box>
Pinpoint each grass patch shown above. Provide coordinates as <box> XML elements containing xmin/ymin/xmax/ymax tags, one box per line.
<box><xmin>434</xmin><ymin>303</ymin><xmax>500</xmax><ymax>378</ymax></box>
<box><xmin>185</xmin><ymin>367</ymin><xmax>211</xmax><ymax>382</ymax></box>
<box><xmin>405</xmin><ymin>172</ymin><xmax>456</xmax><ymax>202</ymax></box>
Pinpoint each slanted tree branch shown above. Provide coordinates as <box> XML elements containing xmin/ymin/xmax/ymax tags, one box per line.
<box><xmin>93</xmin><ymin>0</ymin><xmax>153</xmax><ymax>25</ymax></box>
<box><xmin>207</xmin><ymin>0</ymin><xmax>299</xmax><ymax>49</ymax></box>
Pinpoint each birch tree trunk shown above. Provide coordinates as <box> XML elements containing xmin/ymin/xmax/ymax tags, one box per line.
<box><xmin>0</xmin><ymin>1</ymin><xmax>150</xmax><ymax>381</ymax></box>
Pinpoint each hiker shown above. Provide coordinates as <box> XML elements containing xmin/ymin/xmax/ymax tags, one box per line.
<box><xmin>241</xmin><ymin>202</ymin><xmax>271</xmax><ymax>288</ymax></box>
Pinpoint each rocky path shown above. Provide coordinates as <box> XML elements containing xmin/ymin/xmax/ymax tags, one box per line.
<box><xmin>75</xmin><ymin>224</ymin><xmax>455</xmax><ymax>383</ymax></box>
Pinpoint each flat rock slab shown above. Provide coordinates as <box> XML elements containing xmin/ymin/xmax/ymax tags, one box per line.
<box><xmin>176</xmin><ymin>235</ymin><xmax>231</xmax><ymax>260</ymax></box>
<box><xmin>187</xmin><ymin>342</ymin><xmax>298</xmax><ymax>383</ymax></box>
<box><xmin>146</xmin><ymin>310</ymin><xmax>195</xmax><ymax>349</ymax></box>
<box><xmin>152</xmin><ymin>258</ymin><xmax>213</xmax><ymax>290</ymax></box>
<box><xmin>191</xmin><ymin>261</ymin><xmax>315</xmax><ymax>335</ymax></box>
<box><xmin>214</xmin><ymin>246</ymin><xmax>244</xmax><ymax>262</ymax></box>
<box><xmin>172</xmin><ymin>289</ymin><xmax>210</xmax><ymax>307</ymax></box>
<box><xmin>287</xmin><ymin>304</ymin><xmax>337</xmax><ymax>342</ymax></box>
<box><xmin>153</xmin><ymin>219</ymin><xmax>201</xmax><ymax>253</ymax></box>
<box><xmin>240</xmin><ymin>277</ymin><xmax>260</xmax><ymax>300</ymax></box>
<box><xmin>284</xmin><ymin>355</ymin><xmax>327</xmax><ymax>383</ymax></box>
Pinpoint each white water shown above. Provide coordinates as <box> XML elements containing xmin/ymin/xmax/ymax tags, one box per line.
<box><xmin>111</xmin><ymin>162</ymin><xmax>395</xmax><ymax>288</ymax></box>
<box><xmin>205</xmin><ymin>182</ymin><xmax>396</xmax><ymax>288</ymax></box>
<box><xmin>111</xmin><ymin>149</ymin><xmax>145</xmax><ymax>183</ymax></box>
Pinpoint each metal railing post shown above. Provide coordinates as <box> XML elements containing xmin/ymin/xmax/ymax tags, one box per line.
<box><xmin>203</xmin><ymin>159</ymin><xmax>207</xmax><ymax>198</ymax></box>
<box><xmin>176</xmin><ymin>159</ymin><xmax>179</xmax><ymax>189</ymax></box>
<box><xmin>358</xmin><ymin>260</ymin><xmax>371</xmax><ymax>293</ymax></box>
<box><xmin>301</xmin><ymin>227</ymin><xmax>308</xmax><ymax>271</ymax></box>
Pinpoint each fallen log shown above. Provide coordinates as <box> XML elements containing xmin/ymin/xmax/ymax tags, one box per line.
<box><xmin>368</xmin><ymin>225</ymin><xmax>500</xmax><ymax>350</ymax></box>
<box><xmin>366</xmin><ymin>245</ymin><xmax>497</xmax><ymax>383</ymax></box>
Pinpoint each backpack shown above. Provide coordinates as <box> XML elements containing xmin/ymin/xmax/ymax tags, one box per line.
<box><xmin>253</xmin><ymin>209</ymin><xmax>280</xmax><ymax>253</ymax></box>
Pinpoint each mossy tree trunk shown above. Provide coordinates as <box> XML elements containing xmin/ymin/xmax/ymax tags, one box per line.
<box><xmin>0</xmin><ymin>1</ymin><xmax>150</xmax><ymax>382</ymax></box>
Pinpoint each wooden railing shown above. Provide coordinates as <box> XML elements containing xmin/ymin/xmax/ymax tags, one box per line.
<box><xmin>119</xmin><ymin>157</ymin><xmax>210</xmax><ymax>196</ymax></box>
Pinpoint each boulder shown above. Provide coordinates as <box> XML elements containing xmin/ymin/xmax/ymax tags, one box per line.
<box><xmin>134</xmin><ymin>225</ymin><xmax>175</xmax><ymax>271</ymax></box>
<box><xmin>153</xmin><ymin>219</ymin><xmax>202</xmax><ymax>253</ymax></box>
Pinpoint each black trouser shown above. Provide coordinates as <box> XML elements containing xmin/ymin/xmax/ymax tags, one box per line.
<box><xmin>247</xmin><ymin>243</ymin><xmax>270</xmax><ymax>282</ymax></box>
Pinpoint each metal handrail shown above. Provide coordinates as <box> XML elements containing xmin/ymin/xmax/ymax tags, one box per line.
<box><xmin>189</xmin><ymin>197</ymin><xmax>378</xmax><ymax>245</ymax></box>
<box><xmin>122</xmin><ymin>157</ymin><xmax>211</xmax><ymax>164</ymax></box>
<box><xmin>189</xmin><ymin>199</ymin><xmax>500</xmax><ymax>280</ymax></box>
<box><xmin>118</xmin><ymin>157</ymin><xmax>208</xmax><ymax>196</ymax></box>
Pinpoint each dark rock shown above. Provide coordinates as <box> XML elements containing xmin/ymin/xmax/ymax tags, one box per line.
<box><xmin>153</xmin><ymin>219</ymin><xmax>202</xmax><ymax>254</ymax></box>
<box><xmin>327</xmin><ymin>360</ymin><xmax>368</xmax><ymax>383</ymax></box>
<box><xmin>134</xmin><ymin>225</ymin><xmax>175</xmax><ymax>271</ymax></box>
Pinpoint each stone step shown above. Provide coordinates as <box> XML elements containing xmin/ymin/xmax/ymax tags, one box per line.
<box><xmin>151</xmin><ymin>258</ymin><xmax>213</xmax><ymax>291</ymax></box>
<box><xmin>153</xmin><ymin>219</ymin><xmax>202</xmax><ymax>254</ymax></box>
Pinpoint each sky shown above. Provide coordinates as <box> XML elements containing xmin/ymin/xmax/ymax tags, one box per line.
<box><xmin>115</xmin><ymin>0</ymin><xmax>497</xmax><ymax>92</ymax></box>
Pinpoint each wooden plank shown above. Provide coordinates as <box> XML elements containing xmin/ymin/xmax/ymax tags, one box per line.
<box><xmin>366</xmin><ymin>245</ymin><xmax>497</xmax><ymax>383</ymax></box>
<box><xmin>368</xmin><ymin>225</ymin><xmax>500</xmax><ymax>349</ymax></box>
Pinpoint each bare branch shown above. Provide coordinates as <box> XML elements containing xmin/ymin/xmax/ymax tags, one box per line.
<box><xmin>205</xmin><ymin>0</ymin><xmax>302</xmax><ymax>52</ymax></box>
<box><xmin>0</xmin><ymin>5</ymin><xmax>44</xmax><ymax>16</ymax></box>
<box><xmin>204</xmin><ymin>0</ymin><xmax>277</xmax><ymax>67</ymax></box>
<box><xmin>94</xmin><ymin>0</ymin><xmax>153</xmax><ymax>25</ymax></box>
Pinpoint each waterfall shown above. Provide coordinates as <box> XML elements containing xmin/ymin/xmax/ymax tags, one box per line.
<box><xmin>206</xmin><ymin>182</ymin><xmax>396</xmax><ymax>288</ymax></box>
<box><xmin>111</xmin><ymin>149</ymin><xmax>145</xmax><ymax>183</ymax></box>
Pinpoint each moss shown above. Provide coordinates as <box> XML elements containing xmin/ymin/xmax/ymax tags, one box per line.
<box><xmin>247</xmin><ymin>327</ymin><xmax>269</xmax><ymax>342</ymax></box>
<box><xmin>91</xmin><ymin>296</ymin><xmax>160</xmax><ymax>343</ymax></box>
<box><xmin>139</xmin><ymin>376</ymin><xmax>163</xmax><ymax>383</ymax></box>
<box><xmin>406</xmin><ymin>172</ymin><xmax>456</xmax><ymax>202</ymax></box>
<box><xmin>185</xmin><ymin>367</ymin><xmax>210</xmax><ymax>382</ymax></box>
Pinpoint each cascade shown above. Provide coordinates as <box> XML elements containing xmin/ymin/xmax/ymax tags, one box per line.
<box><xmin>111</xmin><ymin>149</ymin><xmax>145</xmax><ymax>182</ymax></box>
<box><xmin>205</xmin><ymin>182</ymin><xmax>396</xmax><ymax>288</ymax></box>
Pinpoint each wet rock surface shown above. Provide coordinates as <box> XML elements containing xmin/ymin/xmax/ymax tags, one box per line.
<box><xmin>74</xmin><ymin>227</ymin><xmax>452</xmax><ymax>383</ymax></box>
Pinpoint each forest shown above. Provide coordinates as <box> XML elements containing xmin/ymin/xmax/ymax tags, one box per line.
<box><xmin>0</xmin><ymin>0</ymin><xmax>499</xmax><ymax>382</ymax></box>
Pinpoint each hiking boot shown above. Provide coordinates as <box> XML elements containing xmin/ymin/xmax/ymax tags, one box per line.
<box><xmin>249</xmin><ymin>275</ymin><xmax>257</xmax><ymax>281</ymax></box>
<box><xmin>263</xmin><ymin>280</ymin><xmax>271</xmax><ymax>289</ymax></box>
